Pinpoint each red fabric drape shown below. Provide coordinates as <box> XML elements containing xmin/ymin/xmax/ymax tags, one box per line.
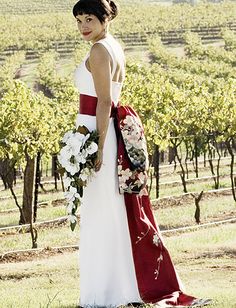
<box><xmin>79</xmin><ymin>94</ymin><xmax>197</xmax><ymax>306</ymax></box>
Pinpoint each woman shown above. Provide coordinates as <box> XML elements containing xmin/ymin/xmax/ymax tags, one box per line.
<box><xmin>73</xmin><ymin>0</ymin><xmax>211</xmax><ymax>307</ymax></box>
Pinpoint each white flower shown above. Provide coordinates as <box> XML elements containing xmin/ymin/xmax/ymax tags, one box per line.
<box><xmin>83</xmin><ymin>148</ymin><xmax>89</xmax><ymax>158</ymax></box>
<box><xmin>122</xmin><ymin>130</ymin><xmax>130</xmax><ymax>140</ymax></box>
<box><xmin>66</xmin><ymin>134</ymin><xmax>83</xmax><ymax>155</ymax></box>
<box><xmin>74</xmin><ymin>151</ymin><xmax>87</xmax><ymax>165</ymax></box>
<box><xmin>58</xmin><ymin>145</ymin><xmax>73</xmax><ymax>162</ymax></box>
<box><xmin>61</xmin><ymin>156</ymin><xmax>80</xmax><ymax>175</ymax></box>
<box><xmin>132</xmin><ymin>125</ymin><xmax>141</xmax><ymax>135</ymax></box>
<box><xmin>79</xmin><ymin>167</ymin><xmax>91</xmax><ymax>181</ymax></box>
<box><xmin>63</xmin><ymin>176</ymin><xmax>73</xmax><ymax>190</ymax></box>
<box><xmin>118</xmin><ymin>167</ymin><xmax>133</xmax><ymax>185</ymax></box>
<box><xmin>66</xmin><ymin>201</ymin><xmax>75</xmax><ymax>214</ymax></box>
<box><xmin>120</xmin><ymin>168</ymin><xmax>132</xmax><ymax>178</ymax></box>
<box><xmin>66</xmin><ymin>163</ymin><xmax>80</xmax><ymax>176</ymax></box>
<box><xmin>123</xmin><ymin>115</ymin><xmax>134</xmax><ymax>127</ymax></box>
<box><xmin>75</xmin><ymin>132</ymin><xmax>87</xmax><ymax>142</ymax></box>
<box><xmin>58</xmin><ymin>155</ymin><xmax>77</xmax><ymax>175</ymax></box>
<box><xmin>86</xmin><ymin>142</ymin><xmax>98</xmax><ymax>155</ymax></box>
<box><xmin>82</xmin><ymin>133</ymin><xmax>90</xmax><ymax>145</ymax></box>
<box><xmin>62</xmin><ymin>130</ymin><xmax>73</xmax><ymax>144</ymax></box>
<box><xmin>68</xmin><ymin>214</ymin><xmax>77</xmax><ymax>224</ymax></box>
<box><xmin>64</xmin><ymin>186</ymin><xmax>80</xmax><ymax>202</ymax></box>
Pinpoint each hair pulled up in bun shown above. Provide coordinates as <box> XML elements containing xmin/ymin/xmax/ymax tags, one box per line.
<box><xmin>106</xmin><ymin>0</ymin><xmax>118</xmax><ymax>20</ymax></box>
<box><xmin>73</xmin><ymin>0</ymin><xmax>118</xmax><ymax>23</ymax></box>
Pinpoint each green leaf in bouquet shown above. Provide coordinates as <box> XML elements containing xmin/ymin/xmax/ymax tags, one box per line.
<box><xmin>74</xmin><ymin>178</ymin><xmax>86</xmax><ymax>188</ymax></box>
<box><xmin>56</xmin><ymin>166</ymin><xmax>65</xmax><ymax>176</ymax></box>
<box><xmin>70</xmin><ymin>220</ymin><xmax>77</xmax><ymax>232</ymax></box>
<box><xmin>78</xmin><ymin>185</ymin><xmax>83</xmax><ymax>198</ymax></box>
<box><xmin>72</xmin><ymin>203</ymin><xmax>78</xmax><ymax>214</ymax></box>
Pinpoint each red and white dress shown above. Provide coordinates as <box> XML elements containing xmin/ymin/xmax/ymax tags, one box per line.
<box><xmin>74</xmin><ymin>34</ymin><xmax>205</xmax><ymax>308</ymax></box>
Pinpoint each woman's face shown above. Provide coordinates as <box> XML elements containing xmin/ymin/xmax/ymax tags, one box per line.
<box><xmin>76</xmin><ymin>14</ymin><xmax>107</xmax><ymax>43</ymax></box>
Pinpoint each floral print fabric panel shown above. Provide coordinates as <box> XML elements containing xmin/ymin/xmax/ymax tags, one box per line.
<box><xmin>114</xmin><ymin>105</ymin><xmax>149</xmax><ymax>194</ymax></box>
<box><xmin>120</xmin><ymin>114</ymin><xmax>149</xmax><ymax>171</ymax></box>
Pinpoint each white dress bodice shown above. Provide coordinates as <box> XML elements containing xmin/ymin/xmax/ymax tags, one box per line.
<box><xmin>74</xmin><ymin>34</ymin><xmax>125</xmax><ymax>105</ymax></box>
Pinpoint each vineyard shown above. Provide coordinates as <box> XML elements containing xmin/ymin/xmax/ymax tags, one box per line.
<box><xmin>0</xmin><ymin>1</ymin><xmax>236</xmax><ymax>60</ymax></box>
<box><xmin>0</xmin><ymin>0</ymin><xmax>236</xmax><ymax>307</ymax></box>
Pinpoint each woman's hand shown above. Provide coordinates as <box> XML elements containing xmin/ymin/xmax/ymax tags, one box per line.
<box><xmin>94</xmin><ymin>148</ymin><xmax>103</xmax><ymax>172</ymax></box>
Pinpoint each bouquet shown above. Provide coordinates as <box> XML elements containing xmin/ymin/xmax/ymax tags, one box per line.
<box><xmin>57</xmin><ymin>125</ymin><xmax>98</xmax><ymax>231</ymax></box>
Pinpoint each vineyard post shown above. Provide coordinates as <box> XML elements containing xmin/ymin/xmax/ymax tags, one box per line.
<box><xmin>207</xmin><ymin>135</ymin><xmax>218</xmax><ymax>189</ymax></box>
<box><xmin>52</xmin><ymin>154</ymin><xmax>59</xmax><ymax>190</ymax></box>
<box><xmin>33</xmin><ymin>151</ymin><xmax>41</xmax><ymax>222</ymax></box>
<box><xmin>171</xmin><ymin>138</ymin><xmax>188</xmax><ymax>193</ymax></box>
<box><xmin>184</xmin><ymin>140</ymin><xmax>190</xmax><ymax>180</ymax></box>
<box><xmin>21</xmin><ymin>149</ymin><xmax>35</xmax><ymax>224</ymax></box>
<box><xmin>46</xmin><ymin>160</ymin><xmax>49</xmax><ymax>177</ymax></box>
<box><xmin>194</xmin><ymin>136</ymin><xmax>199</xmax><ymax>178</ymax></box>
<box><xmin>214</xmin><ymin>138</ymin><xmax>222</xmax><ymax>190</ymax></box>
<box><xmin>21</xmin><ymin>150</ymin><xmax>38</xmax><ymax>248</ymax></box>
<box><xmin>153</xmin><ymin>145</ymin><xmax>160</xmax><ymax>199</ymax></box>
<box><xmin>191</xmin><ymin>191</ymin><xmax>204</xmax><ymax>224</ymax></box>
<box><xmin>226</xmin><ymin>138</ymin><xmax>236</xmax><ymax>202</ymax></box>
<box><xmin>203</xmin><ymin>150</ymin><xmax>207</xmax><ymax>167</ymax></box>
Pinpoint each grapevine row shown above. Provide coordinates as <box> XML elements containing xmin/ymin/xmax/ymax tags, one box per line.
<box><xmin>1</xmin><ymin>2</ymin><xmax>236</xmax><ymax>56</ymax></box>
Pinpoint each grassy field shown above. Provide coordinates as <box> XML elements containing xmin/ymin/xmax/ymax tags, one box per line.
<box><xmin>1</xmin><ymin>168</ymin><xmax>235</xmax><ymax>308</ymax></box>
<box><xmin>1</xmin><ymin>189</ymin><xmax>235</xmax><ymax>230</ymax></box>
<box><xmin>0</xmin><ymin>224</ymin><xmax>235</xmax><ymax>308</ymax></box>
<box><xmin>1</xmin><ymin>192</ymin><xmax>235</xmax><ymax>253</ymax></box>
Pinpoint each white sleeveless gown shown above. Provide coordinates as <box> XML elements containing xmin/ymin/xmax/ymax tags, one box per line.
<box><xmin>74</xmin><ymin>34</ymin><xmax>142</xmax><ymax>307</ymax></box>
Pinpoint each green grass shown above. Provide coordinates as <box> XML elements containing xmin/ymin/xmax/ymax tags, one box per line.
<box><xmin>159</xmin><ymin>160</ymin><xmax>232</xmax><ymax>182</ymax></box>
<box><xmin>0</xmin><ymin>252</ymin><xmax>80</xmax><ymax>308</ymax></box>
<box><xmin>0</xmin><ymin>204</ymin><xmax>66</xmax><ymax>228</ymax></box>
<box><xmin>164</xmin><ymin>223</ymin><xmax>236</xmax><ymax>260</ymax></box>
<box><xmin>0</xmin><ymin>187</ymin><xmax>64</xmax><ymax>211</ymax></box>
<box><xmin>19</xmin><ymin>61</ymin><xmax>39</xmax><ymax>89</ymax></box>
<box><xmin>0</xmin><ymin>223</ymin><xmax>79</xmax><ymax>254</ymax></box>
<box><xmin>0</xmin><ymin>224</ymin><xmax>235</xmax><ymax>307</ymax></box>
<box><xmin>1</xmin><ymin>193</ymin><xmax>235</xmax><ymax>254</ymax></box>
<box><xmin>154</xmin><ymin>194</ymin><xmax>236</xmax><ymax>230</ymax></box>
<box><xmin>0</xmin><ymin>157</ymin><xmax>233</xmax><ymax>211</ymax></box>
<box><xmin>150</xmin><ymin>177</ymin><xmax>232</xmax><ymax>199</ymax></box>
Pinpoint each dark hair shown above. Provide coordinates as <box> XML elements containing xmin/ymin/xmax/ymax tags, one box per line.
<box><xmin>73</xmin><ymin>0</ymin><xmax>118</xmax><ymax>23</ymax></box>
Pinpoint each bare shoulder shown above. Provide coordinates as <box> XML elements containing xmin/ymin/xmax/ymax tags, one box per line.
<box><xmin>90</xmin><ymin>43</ymin><xmax>110</xmax><ymax>64</ymax></box>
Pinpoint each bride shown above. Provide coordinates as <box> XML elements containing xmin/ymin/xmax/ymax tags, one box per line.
<box><xmin>73</xmin><ymin>0</ymin><xmax>211</xmax><ymax>307</ymax></box>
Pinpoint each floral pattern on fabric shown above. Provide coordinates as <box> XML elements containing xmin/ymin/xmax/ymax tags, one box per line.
<box><xmin>114</xmin><ymin>105</ymin><xmax>149</xmax><ymax>194</ymax></box>
<box><xmin>135</xmin><ymin>226</ymin><xmax>164</xmax><ymax>280</ymax></box>
<box><xmin>120</xmin><ymin>115</ymin><xmax>149</xmax><ymax>172</ymax></box>
<box><xmin>152</xmin><ymin>233</ymin><xmax>164</xmax><ymax>280</ymax></box>
<box><xmin>117</xmin><ymin>155</ymin><xmax>147</xmax><ymax>194</ymax></box>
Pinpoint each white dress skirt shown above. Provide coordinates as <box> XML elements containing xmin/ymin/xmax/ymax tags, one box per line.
<box><xmin>76</xmin><ymin>115</ymin><xmax>142</xmax><ymax>307</ymax></box>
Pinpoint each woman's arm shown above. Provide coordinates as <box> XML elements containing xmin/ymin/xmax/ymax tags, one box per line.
<box><xmin>89</xmin><ymin>43</ymin><xmax>113</xmax><ymax>171</ymax></box>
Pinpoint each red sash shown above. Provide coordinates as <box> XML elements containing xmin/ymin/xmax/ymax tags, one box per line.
<box><xmin>80</xmin><ymin>94</ymin><xmax>116</xmax><ymax>117</ymax></box>
<box><xmin>79</xmin><ymin>94</ymin><xmax>197</xmax><ymax>306</ymax></box>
